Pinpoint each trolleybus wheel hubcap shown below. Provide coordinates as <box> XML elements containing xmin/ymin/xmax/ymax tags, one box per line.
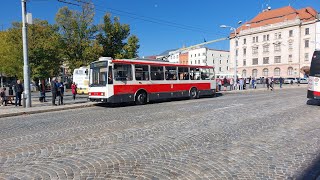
<box><xmin>190</xmin><ymin>88</ymin><xmax>198</xmax><ymax>99</ymax></box>
<box><xmin>136</xmin><ymin>92</ymin><xmax>147</xmax><ymax>105</ymax></box>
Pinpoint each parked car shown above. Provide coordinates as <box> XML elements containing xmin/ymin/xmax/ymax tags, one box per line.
<box><xmin>284</xmin><ymin>78</ymin><xmax>297</xmax><ymax>84</ymax></box>
<box><xmin>298</xmin><ymin>78</ymin><xmax>308</xmax><ymax>84</ymax></box>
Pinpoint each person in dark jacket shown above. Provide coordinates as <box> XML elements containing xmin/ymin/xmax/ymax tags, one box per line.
<box><xmin>51</xmin><ymin>77</ymin><xmax>58</xmax><ymax>106</ymax></box>
<box><xmin>14</xmin><ymin>80</ymin><xmax>23</xmax><ymax>106</ymax></box>
<box><xmin>57</xmin><ymin>81</ymin><xmax>65</xmax><ymax>105</ymax></box>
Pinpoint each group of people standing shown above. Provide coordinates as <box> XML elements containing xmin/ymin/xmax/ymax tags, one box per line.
<box><xmin>217</xmin><ymin>76</ymin><xmax>283</xmax><ymax>92</ymax></box>
<box><xmin>0</xmin><ymin>80</ymin><xmax>24</xmax><ymax>107</ymax></box>
<box><xmin>50</xmin><ymin>78</ymin><xmax>77</xmax><ymax>106</ymax></box>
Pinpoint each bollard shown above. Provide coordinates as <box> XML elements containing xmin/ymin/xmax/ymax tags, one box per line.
<box><xmin>22</xmin><ymin>93</ymin><xmax>26</xmax><ymax>108</ymax></box>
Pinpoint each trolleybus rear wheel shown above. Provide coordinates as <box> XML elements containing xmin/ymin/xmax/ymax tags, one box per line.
<box><xmin>135</xmin><ymin>91</ymin><xmax>147</xmax><ymax>105</ymax></box>
<box><xmin>190</xmin><ymin>88</ymin><xmax>198</xmax><ymax>99</ymax></box>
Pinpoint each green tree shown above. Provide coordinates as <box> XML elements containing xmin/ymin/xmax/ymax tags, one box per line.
<box><xmin>0</xmin><ymin>20</ymin><xmax>62</xmax><ymax>81</ymax></box>
<box><xmin>97</xmin><ymin>13</ymin><xmax>140</xmax><ymax>59</ymax></box>
<box><xmin>55</xmin><ymin>4</ymin><xmax>101</xmax><ymax>70</ymax></box>
<box><xmin>0</xmin><ymin>25</ymin><xmax>23</xmax><ymax>79</ymax></box>
<box><xmin>28</xmin><ymin>19</ymin><xmax>63</xmax><ymax>80</ymax></box>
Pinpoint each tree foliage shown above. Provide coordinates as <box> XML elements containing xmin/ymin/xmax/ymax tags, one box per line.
<box><xmin>55</xmin><ymin>4</ymin><xmax>101</xmax><ymax>70</ymax></box>
<box><xmin>0</xmin><ymin>20</ymin><xmax>62</xmax><ymax>80</ymax></box>
<box><xmin>97</xmin><ymin>13</ymin><xmax>140</xmax><ymax>59</ymax></box>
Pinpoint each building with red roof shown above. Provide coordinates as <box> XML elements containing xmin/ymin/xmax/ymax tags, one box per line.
<box><xmin>229</xmin><ymin>6</ymin><xmax>319</xmax><ymax>78</ymax></box>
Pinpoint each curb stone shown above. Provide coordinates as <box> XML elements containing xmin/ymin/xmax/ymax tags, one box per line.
<box><xmin>0</xmin><ymin>102</ymin><xmax>96</xmax><ymax>119</ymax></box>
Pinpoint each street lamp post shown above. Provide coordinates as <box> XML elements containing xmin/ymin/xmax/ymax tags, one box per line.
<box><xmin>21</xmin><ymin>0</ymin><xmax>31</xmax><ymax>107</ymax></box>
<box><xmin>220</xmin><ymin>25</ymin><xmax>238</xmax><ymax>86</ymax></box>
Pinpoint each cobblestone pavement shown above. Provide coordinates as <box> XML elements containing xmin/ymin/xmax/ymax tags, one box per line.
<box><xmin>0</xmin><ymin>88</ymin><xmax>319</xmax><ymax>179</ymax></box>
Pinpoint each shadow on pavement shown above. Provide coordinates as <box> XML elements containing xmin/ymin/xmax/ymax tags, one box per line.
<box><xmin>297</xmin><ymin>154</ymin><xmax>320</xmax><ymax>180</ymax></box>
<box><xmin>94</xmin><ymin>94</ymin><xmax>222</xmax><ymax>108</ymax></box>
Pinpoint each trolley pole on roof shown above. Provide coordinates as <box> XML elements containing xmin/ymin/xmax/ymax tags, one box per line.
<box><xmin>21</xmin><ymin>0</ymin><xmax>31</xmax><ymax>108</ymax></box>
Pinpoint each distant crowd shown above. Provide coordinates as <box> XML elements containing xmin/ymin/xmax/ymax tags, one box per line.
<box><xmin>216</xmin><ymin>76</ymin><xmax>292</xmax><ymax>92</ymax></box>
<box><xmin>0</xmin><ymin>78</ymin><xmax>79</xmax><ymax>107</ymax></box>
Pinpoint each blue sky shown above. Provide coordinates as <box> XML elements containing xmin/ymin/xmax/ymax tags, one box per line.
<box><xmin>0</xmin><ymin>0</ymin><xmax>319</xmax><ymax>57</ymax></box>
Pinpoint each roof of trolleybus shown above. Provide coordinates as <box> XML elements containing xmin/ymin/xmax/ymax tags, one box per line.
<box><xmin>91</xmin><ymin>58</ymin><xmax>215</xmax><ymax>69</ymax></box>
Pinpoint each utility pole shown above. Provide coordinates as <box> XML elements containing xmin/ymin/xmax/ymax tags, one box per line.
<box><xmin>21</xmin><ymin>0</ymin><xmax>31</xmax><ymax>107</ymax></box>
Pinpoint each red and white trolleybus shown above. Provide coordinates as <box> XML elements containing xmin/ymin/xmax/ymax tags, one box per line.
<box><xmin>307</xmin><ymin>50</ymin><xmax>320</xmax><ymax>105</ymax></box>
<box><xmin>88</xmin><ymin>57</ymin><xmax>216</xmax><ymax>104</ymax></box>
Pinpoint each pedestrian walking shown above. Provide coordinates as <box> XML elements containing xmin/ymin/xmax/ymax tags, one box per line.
<box><xmin>270</xmin><ymin>77</ymin><xmax>274</xmax><ymax>91</ymax></box>
<box><xmin>39</xmin><ymin>81</ymin><xmax>47</xmax><ymax>102</ymax></box>
<box><xmin>51</xmin><ymin>77</ymin><xmax>58</xmax><ymax>106</ymax></box>
<box><xmin>0</xmin><ymin>87</ymin><xmax>7</xmax><ymax>106</ymax></box>
<box><xmin>71</xmin><ymin>82</ymin><xmax>77</xmax><ymax>100</ymax></box>
<box><xmin>266</xmin><ymin>78</ymin><xmax>270</xmax><ymax>90</ymax></box>
<box><xmin>218</xmin><ymin>79</ymin><xmax>222</xmax><ymax>91</ymax></box>
<box><xmin>279</xmin><ymin>77</ymin><xmax>283</xmax><ymax>88</ymax></box>
<box><xmin>57</xmin><ymin>81</ymin><xmax>65</xmax><ymax>105</ymax></box>
<box><xmin>230</xmin><ymin>78</ymin><xmax>234</xmax><ymax>91</ymax></box>
<box><xmin>14</xmin><ymin>80</ymin><xmax>23</xmax><ymax>106</ymax></box>
<box><xmin>239</xmin><ymin>78</ymin><xmax>244</xmax><ymax>90</ymax></box>
<box><xmin>252</xmin><ymin>78</ymin><xmax>256</xmax><ymax>89</ymax></box>
<box><xmin>223</xmin><ymin>77</ymin><xmax>228</xmax><ymax>91</ymax></box>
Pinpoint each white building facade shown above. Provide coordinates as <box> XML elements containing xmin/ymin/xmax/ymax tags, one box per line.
<box><xmin>230</xmin><ymin>6</ymin><xmax>320</xmax><ymax>79</ymax></box>
<box><xmin>168</xmin><ymin>47</ymin><xmax>230</xmax><ymax>75</ymax></box>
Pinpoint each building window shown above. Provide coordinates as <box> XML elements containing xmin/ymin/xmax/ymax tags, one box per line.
<box><xmin>305</xmin><ymin>53</ymin><xmax>309</xmax><ymax>61</ymax></box>
<box><xmin>244</xmin><ymin>38</ymin><xmax>246</xmax><ymax>45</ymax></box>
<box><xmin>202</xmin><ymin>53</ymin><xmax>206</xmax><ymax>56</ymax></box>
<box><xmin>243</xmin><ymin>48</ymin><xmax>246</xmax><ymax>56</ymax></box>
<box><xmin>263</xmin><ymin>34</ymin><xmax>269</xmax><ymax>41</ymax></box>
<box><xmin>191</xmin><ymin>54</ymin><xmax>192</xmax><ymax>58</ymax></box>
<box><xmin>288</xmin><ymin>41</ymin><xmax>293</xmax><ymax>50</ymax></box>
<box><xmin>243</xmin><ymin>59</ymin><xmax>246</xmax><ymax>66</ymax></box>
<box><xmin>252</xmin><ymin>58</ymin><xmax>258</xmax><ymax>65</ymax></box>
<box><xmin>274</xmin><ymin>43</ymin><xmax>281</xmax><ymax>52</ymax></box>
<box><xmin>263</xmin><ymin>57</ymin><xmax>269</xmax><ymax>64</ymax></box>
<box><xmin>253</xmin><ymin>37</ymin><xmax>255</xmax><ymax>43</ymax></box>
<box><xmin>213</xmin><ymin>60</ymin><xmax>215</xmax><ymax>64</ymax></box>
<box><xmin>236</xmin><ymin>49</ymin><xmax>238</xmax><ymax>56</ymax></box>
<box><xmin>305</xmin><ymin>28</ymin><xmax>310</xmax><ymax>35</ymax></box>
<box><xmin>227</xmin><ymin>66</ymin><xmax>229</xmax><ymax>70</ymax></box>
<box><xmin>288</xmin><ymin>54</ymin><xmax>293</xmax><ymax>62</ymax></box>
<box><xmin>198</xmin><ymin>53</ymin><xmax>200</xmax><ymax>56</ymax></box>
<box><xmin>252</xmin><ymin>47</ymin><xmax>258</xmax><ymax>54</ymax></box>
<box><xmin>274</xmin><ymin>56</ymin><xmax>281</xmax><ymax>63</ymax></box>
<box><xmin>274</xmin><ymin>68</ymin><xmax>280</xmax><ymax>76</ymax></box>
<box><xmin>274</xmin><ymin>32</ymin><xmax>281</xmax><ymax>39</ymax></box>
<box><xmin>263</xmin><ymin>68</ymin><xmax>268</xmax><ymax>76</ymax></box>
<box><xmin>219</xmin><ymin>67</ymin><xmax>222</xmax><ymax>71</ymax></box>
<box><xmin>220</xmin><ymin>60</ymin><xmax>222</xmax><ymax>64</ymax></box>
<box><xmin>198</xmin><ymin>60</ymin><xmax>200</xmax><ymax>64</ymax></box>
<box><xmin>263</xmin><ymin>45</ymin><xmax>269</xmax><ymax>53</ymax></box>
<box><xmin>195</xmin><ymin>60</ymin><xmax>196</xmax><ymax>64</ymax></box>
<box><xmin>287</xmin><ymin>67</ymin><xmax>293</xmax><ymax>76</ymax></box>
<box><xmin>256</xmin><ymin>36</ymin><xmax>259</xmax><ymax>42</ymax></box>
<box><xmin>236</xmin><ymin>40</ymin><xmax>238</xmax><ymax>46</ymax></box>
<box><xmin>195</xmin><ymin>54</ymin><xmax>196</xmax><ymax>57</ymax></box>
<box><xmin>242</xmin><ymin>70</ymin><xmax>247</xmax><ymax>77</ymax></box>
<box><xmin>305</xmin><ymin>39</ymin><xmax>309</xmax><ymax>48</ymax></box>
<box><xmin>252</xmin><ymin>69</ymin><xmax>258</xmax><ymax>77</ymax></box>
<box><xmin>289</xmin><ymin>30</ymin><xmax>293</xmax><ymax>37</ymax></box>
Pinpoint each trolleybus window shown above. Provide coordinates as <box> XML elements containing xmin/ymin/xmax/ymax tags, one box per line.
<box><xmin>150</xmin><ymin>66</ymin><xmax>164</xmax><ymax>80</ymax></box>
<box><xmin>310</xmin><ymin>51</ymin><xmax>320</xmax><ymax>77</ymax></box>
<box><xmin>114</xmin><ymin>64</ymin><xmax>132</xmax><ymax>81</ymax></box>
<box><xmin>178</xmin><ymin>67</ymin><xmax>189</xmax><ymax>80</ymax></box>
<box><xmin>135</xmin><ymin>65</ymin><xmax>149</xmax><ymax>81</ymax></box>
<box><xmin>91</xmin><ymin>67</ymin><xmax>108</xmax><ymax>86</ymax></box>
<box><xmin>165</xmin><ymin>67</ymin><xmax>177</xmax><ymax>80</ymax></box>
<box><xmin>190</xmin><ymin>68</ymin><xmax>201</xmax><ymax>80</ymax></box>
